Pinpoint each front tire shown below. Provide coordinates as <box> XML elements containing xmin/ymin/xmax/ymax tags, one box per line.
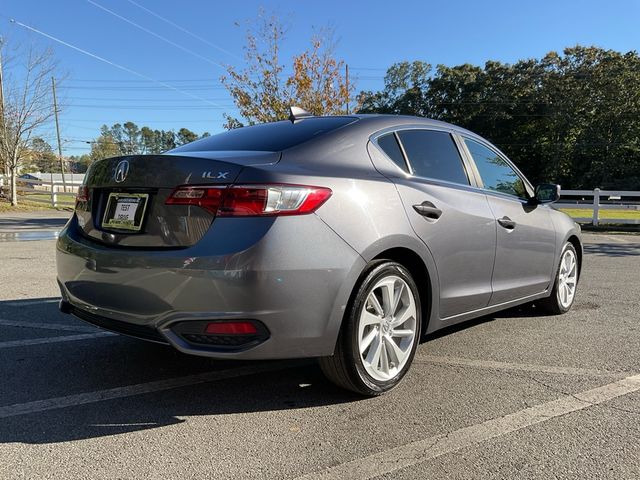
<box><xmin>537</xmin><ymin>242</ymin><xmax>578</xmax><ymax>314</ymax></box>
<box><xmin>320</xmin><ymin>261</ymin><xmax>422</xmax><ymax>396</ymax></box>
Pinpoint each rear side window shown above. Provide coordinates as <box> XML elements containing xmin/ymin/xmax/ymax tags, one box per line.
<box><xmin>464</xmin><ymin>139</ymin><xmax>528</xmax><ymax>199</ymax></box>
<box><xmin>170</xmin><ymin>117</ymin><xmax>357</xmax><ymax>153</ymax></box>
<box><xmin>397</xmin><ymin>130</ymin><xmax>469</xmax><ymax>185</ymax></box>
<box><xmin>376</xmin><ymin>133</ymin><xmax>408</xmax><ymax>172</ymax></box>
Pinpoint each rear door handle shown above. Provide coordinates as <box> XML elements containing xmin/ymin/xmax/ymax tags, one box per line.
<box><xmin>413</xmin><ymin>201</ymin><xmax>442</xmax><ymax>220</ymax></box>
<box><xmin>497</xmin><ymin>216</ymin><xmax>516</xmax><ymax>230</ymax></box>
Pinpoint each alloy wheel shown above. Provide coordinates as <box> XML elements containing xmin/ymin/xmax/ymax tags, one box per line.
<box><xmin>357</xmin><ymin>275</ymin><xmax>417</xmax><ymax>382</ymax></box>
<box><xmin>557</xmin><ymin>248</ymin><xmax>577</xmax><ymax>308</ymax></box>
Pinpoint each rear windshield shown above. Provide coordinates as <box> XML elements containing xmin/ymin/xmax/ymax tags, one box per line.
<box><xmin>171</xmin><ymin>117</ymin><xmax>358</xmax><ymax>153</ymax></box>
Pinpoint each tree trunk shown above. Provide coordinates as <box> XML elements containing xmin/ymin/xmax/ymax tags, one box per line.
<box><xmin>2</xmin><ymin>163</ymin><xmax>8</xmax><ymax>197</ymax></box>
<box><xmin>9</xmin><ymin>166</ymin><xmax>17</xmax><ymax>206</ymax></box>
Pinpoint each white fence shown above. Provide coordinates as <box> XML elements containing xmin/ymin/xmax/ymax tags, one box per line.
<box><xmin>1</xmin><ymin>176</ymin><xmax>639</xmax><ymax>225</ymax></box>
<box><xmin>555</xmin><ymin>189</ymin><xmax>640</xmax><ymax>226</ymax></box>
<box><xmin>0</xmin><ymin>176</ymin><xmax>83</xmax><ymax>208</ymax></box>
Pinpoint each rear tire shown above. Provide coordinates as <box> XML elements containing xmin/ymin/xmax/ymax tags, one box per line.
<box><xmin>319</xmin><ymin>261</ymin><xmax>422</xmax><ymax>396</ymax></box>
<box><xmin>537</xmin><ymin>242</ymin><xmax>578</xmax><ymax>315</ymax></box>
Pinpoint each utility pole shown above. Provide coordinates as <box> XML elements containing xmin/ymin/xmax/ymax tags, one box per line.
<box><xmin>0</xmin><ymin>39</ymin><xmax>9</xmax><ymax>190</ymax></box>
<box><xmin>51</xmin><ymin>76</ymin><xmax>67</xmax><ymax>192</ymax></box>
<box><xmin>345</xmin><ymin>64</ymin><xmax>350</xmax><ymax>114</ymax></box>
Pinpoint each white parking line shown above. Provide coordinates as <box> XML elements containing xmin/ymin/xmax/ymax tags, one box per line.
<box><xmin>0</xmin><ymin>319</ymin><xmax>96</xmax><ymax>333</ymax></box>
<box><xmin>0</xmin><ymin>231</ymin><xmax>60</xmax><ymax>242</ymax></box>
<box><xmin>297</xmin><ymin>373</ymin><xmax>640</xmax><ymax>480</ymax></box>
<box><xmin>0</xmin><ymin>332</ymin><xmax>115</xmax><ymax>349</ymax></box>
<box><xmin>3</xmin><ymin>298</ymin><xmax>61</xmax><ymax>307</ymax></box>
<box><xmin>0</xmin><ymin>362</ymin><xmax>294</xmax><ymax>419</ymax></box>
<box><xmin>416</xmin><ymin>355</ymin><xmax>632</xmax><ymax>378</ymax></box>
<box><xmin>90</xmin><ymin>422</ymin><xmax>158</xmax><ymax>427</ymax></box>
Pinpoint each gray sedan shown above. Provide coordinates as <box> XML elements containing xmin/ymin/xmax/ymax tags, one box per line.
<box><xmin>57</xmin><ymin>110</ymin><xmax>582</xmax><ymax>395</ymax></box>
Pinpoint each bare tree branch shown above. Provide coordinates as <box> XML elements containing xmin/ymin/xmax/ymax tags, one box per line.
<box><xmin>0</xmin><ymin>39</ymin><xmax>60</xmax><ymax>205</ymax></box>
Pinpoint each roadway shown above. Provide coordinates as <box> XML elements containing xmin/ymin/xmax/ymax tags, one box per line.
<box><xmin>0</xmin><ymin>218</ymin><xmax>639</xmax><ymax>479</ymax></box>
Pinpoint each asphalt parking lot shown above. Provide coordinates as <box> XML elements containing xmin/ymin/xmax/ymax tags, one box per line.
<box><xmin>1</xmin><ymin>215</ymin><xmax>639</xmax><ymax>479</ymax></box>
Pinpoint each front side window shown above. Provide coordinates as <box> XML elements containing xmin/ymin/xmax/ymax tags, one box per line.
<box><xmin>397</xmin><ymin>130</ymin><xmax>469</xmax><ymax>185</ymax></box>
<box><xmin>464</xmin><ymin>139</ymin><xmax>528</xmax><ymax>199</ymax></box>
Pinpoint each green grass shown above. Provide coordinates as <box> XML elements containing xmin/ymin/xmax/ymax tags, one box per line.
<box><xmin>20</xmin><ymin>192</ymin><xmax>55</xmax><ymax>203</ymax></box>
<box><xmin>559</xmin><ymin>208</ymin><xmax>640</xmax><ymax>220</ymax></box>
<box><xmin>0</xmin><ymin>198</ymin><xmax>58</xmax><ymax>213</ymax></box>
<box><xmin>0</xmin><ymin>191</ymin><xmax>75</xmax><ymax>212</ymax></box>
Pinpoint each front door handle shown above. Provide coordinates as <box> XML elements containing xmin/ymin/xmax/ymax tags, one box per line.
<box><xmin>413</xmin><ymin>201</ymin><xmax>442</xmax><ymax>220</ymax></box>
<box><xmin>497</xmin><ymin>216</ymin><xmax>516</xmax><ymax>230</ymax></box>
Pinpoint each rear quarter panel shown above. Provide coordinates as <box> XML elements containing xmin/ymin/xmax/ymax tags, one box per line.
<box><xmin>233</xmin><ymin>130</ymin><xmax>441</xmax><ymax>340</ymax></box>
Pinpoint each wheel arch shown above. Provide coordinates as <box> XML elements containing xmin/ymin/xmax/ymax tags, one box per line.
<box><xmin>566</xmin><ymin>234</ymin><xmax>583</xmax><ymax>280</ymax></box>
<box><xmin>324</xmin><ymin>234</ymin><xmax>440</xmax><ymax>357</ymax></box>
<box><xmin>368</xmin><ymin>244</ymin><xmax>438</xmax><ymax>339</ymax></box>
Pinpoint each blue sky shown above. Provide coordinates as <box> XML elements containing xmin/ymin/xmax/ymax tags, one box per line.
<box><xmin>2</xmin><ymin>0</ymin><xmax>639</xmax><ymax>156</ymax></box>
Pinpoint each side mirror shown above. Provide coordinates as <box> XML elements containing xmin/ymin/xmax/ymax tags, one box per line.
<box><xmin>534</xmin><ymin>183</ymin><xmax>561</xmax><ymax>204</ymax></box>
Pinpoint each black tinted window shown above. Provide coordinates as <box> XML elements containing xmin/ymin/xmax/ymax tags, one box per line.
<box><xmin>171</xmin><ymin>117</ymin><xmax>357</xmax><ymax>153</ymax></box>
<box><xmin>397</xmin><ymin>130</ymin><xmax>469</xmax><ymax>184</ymax></box>
<box><xmin>377</xmin><ymin>133</ymin><xmax>408</xmax><ymax>171</ymax></box>
<box><xmin>464</xmin><ymin>139</ymin><xmax>527</xmax><ymax>198</ymax></box>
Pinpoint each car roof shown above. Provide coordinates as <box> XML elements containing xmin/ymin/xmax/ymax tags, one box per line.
<box><xmin>356</xmin><ymin>114</ymin><xmax>481</xmax><ymax>136</ymax></box>
<box><xmin>167</xmin><ymin>113</ymin><xmax>487</xmax><ymax>159</ymax></box>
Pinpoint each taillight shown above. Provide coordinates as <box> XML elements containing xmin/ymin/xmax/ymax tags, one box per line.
<box><xmin>165</xmin><ymin>184</ymin><xmax>332</xmax><ymax>216</ymax></box>
<box><xmin>165</xmin><ymin>186</ymin><xmax>224</xmax><ymax>215</ymax></box>
<box><xmin>75</xmin><ymin>185</ymin><xmax>89</xmax><ymax>209</ymax></box>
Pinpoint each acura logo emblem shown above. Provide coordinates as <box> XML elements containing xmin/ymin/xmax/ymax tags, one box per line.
<box><xmin>114</xmin><ymin>160</ymin><xmax>129</xmax><ymax>183</ymax></box>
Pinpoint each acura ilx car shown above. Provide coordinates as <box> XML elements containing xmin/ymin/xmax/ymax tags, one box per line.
<box><xmin>57</xmin><ymin>109</ymin><xmax>582</xmax><ymax>395</ymax></box>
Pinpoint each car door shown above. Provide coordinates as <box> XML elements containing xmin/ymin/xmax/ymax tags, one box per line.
<box><xmin>460</xmin><ymin>136</ymin><xmax>557</xmax><ymax>305</ymax></box>
<box><xmin>372</xmin><ymin>128</ymin><xmax>497</xmax><ymax>319</ymax></box>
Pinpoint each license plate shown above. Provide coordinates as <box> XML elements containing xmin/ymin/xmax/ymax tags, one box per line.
<box><xmin>101</xmin><ymin>193</ymin><xmax>149</xmax><ymax>231</ymax></box>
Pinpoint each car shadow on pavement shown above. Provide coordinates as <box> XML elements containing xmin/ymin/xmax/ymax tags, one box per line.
<box><xmin>422</xmin><ymin>302</ymin><xmax>549</xmax><ymax>343</ymax></box>
<box><xmin>0</xmin><ymin>292</ymin><xmax>585</xmax><ymax>445</ymax></box>
<box><xmin>583</xmin><ymin>242</ymin><xmax>640</xmax><ymax>257</ymax></box>
<box><xmin>0</xmin><ymin>359</ymin><xmax>361</xmax><ymax>445</ymax></box>
<box><xmin>0</xmin><ymin>300</ymin><xmax>365</xmax><ymax>445</ymax></box>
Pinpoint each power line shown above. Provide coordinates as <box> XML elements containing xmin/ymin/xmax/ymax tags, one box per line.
<box><xmin>61</xmin><ymin>104</ymin><xmax>235</xmax><ymax>109</ymax></box>
<box><xmin>64</xmin><ymin>118</ymin><xmax>218</xmax><ymax>123</ymax></box>
<box><xmin>86</xmin><ymin>0</ymin><xmax>226</xmax><ymax>70</ymax></box>
<box><xmin>9</xmin><ymin>17</ymin><xmax>224</xmax><ymax>108</ymax></box>
<box><xmin>63</xmin><ymin>96</ymin><xmax>231</xmax><ymax>102</ymax></box>
<box><xmin>124</xmin><ymin>0</ymin><xmax>242</xmax><ymax>62</ymax></box>
<box><xmin>68</xmin><ymin>78</ymin><xmax>222</xmax><ymax>83</ymax></box>
<box><xmin>62</xmin><ymin>85</ymin><xmax>229</xmax><ymax>91</ymax></box>
<box><xmin>65</xmin><ymin>72</ymin><xmax>382</xmax><ymax>83</ymax></box>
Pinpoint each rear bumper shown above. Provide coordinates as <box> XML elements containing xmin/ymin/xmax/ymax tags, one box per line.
<box><xmin>57</xmin><ymin>214</ymin><xmax>365</xmax><ymax>359</ymax></box>
<box><xmin>60</xmin><ymin>300</ymin><xmax>169</xmax><ymax>344</ymax></box>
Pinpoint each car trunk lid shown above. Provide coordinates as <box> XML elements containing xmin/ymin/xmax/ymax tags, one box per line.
<box><xmin>75</xmin><ymin>152</ymin><xmax>279</xmax><ymax>248</ymax></box>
